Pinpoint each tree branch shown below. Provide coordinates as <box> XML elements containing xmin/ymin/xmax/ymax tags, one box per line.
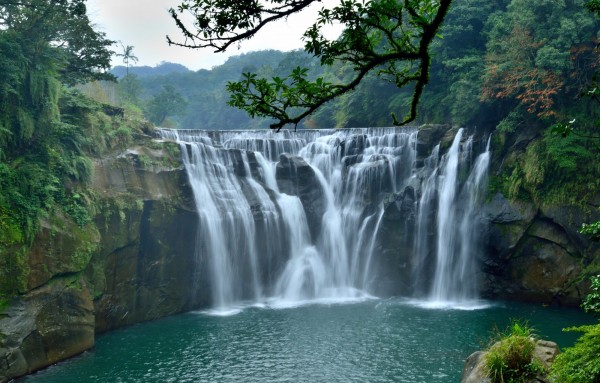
<box><xmin>172</xmin><ymin>0</ymin><xmax>453</xmax><ymax>129</ymax></box>
<box><xmin>167</xmin><ymin>0</ymin><xmax>319</xmax><ymax>52</ymax></box>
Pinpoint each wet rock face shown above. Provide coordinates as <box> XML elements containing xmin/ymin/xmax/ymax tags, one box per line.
<box><xmin>0</xmin><ymin>138</ymin><xmax>200</xmax><ymax>383</ymax></box>
<box><xmin>276</xmin><ymin>154</ymin><xmax>326</xmax><ymax>242</ymax></box>
<box><xmin>416</xmin><ymin>124</ymin><xmax>450</xmax><ymax>159</ymax></box>
<box><xmin>26</xmin><ymin>220</ymin><xmax>100</xmax><ymax>291</ymax></box>
<box><xmin>91</xmin><ymin>148</ymin><xmax>205</xmax><ymax>332</ymax></box>
<box><xmin>93</xmin><ymin>199</ymin><xmax>202</xmax><ymax>333</ymax></box>
<box><xmin>480</xmin><ymin>193</ymin><xmax>598</xmax><ymax>305</ymax></box>
<box><xmin>373</xmin><ymin>186</ymin><xmax>417</xmax><ymax>296</ymax></box>
<box><xmin>0</xmin><ymin>278</ymin><xmax>94</xmax><ymax>383</ymax></box>
<box><xmin>340</xmin><ymin>134</ymin><xmax>370</xmax><ymax>156</ymax></box>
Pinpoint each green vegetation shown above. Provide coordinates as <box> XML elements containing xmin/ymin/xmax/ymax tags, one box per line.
<box><xmin>159</xmin><ymin>0</ymin><xmax>599</xmax><ymax>136</ymax></box>
<box><xmin>550</xmin><ymin>275</ymin><xmax>600</xmax><ymax>383</ymax></box>
<box><xmin>480</xmin><ymin>275</ymin><xmax>600</xmax><ymax>383</ymax></box>
<box><xmin>0</xmin><ymin>0</ymin><xmax>153</xmax><ymax>300</ymax></box>
<box><xmin>492</xmin><ymin>127</ymin><xmax>599</xmax><ymax>206</ymax></box>
<box><xmin>145</xmin><ymin>85</ymin><xmax>188</xmax><ymax>126</ymax></box>
<box><xmin>126</xmin><ymin>1</ymin><xmax>597</xmax><ymax>133</ymax></box>
<box><xmin>112</xmin><ymin>51</ymin><xmax>296</xmax><ymax>129</ymax></box>
<box><xmin>483</xmin><ymin>321</ymin><xmax>545</xmax><ymax>383</ymax></box>
<box><xmin>0</xmin><ymin>296</ymin><xmax>9</xmax><ymax>313</ymax></box>
<box><xmin>0</xmin><ymin>0</ymin><xmax>114</xmax><ymax>230</ymax></box>
<box><xmin>582</xmin><ymin>275</ymin><xmax>600</xmax><ymax>314</ymax></box>
<box><xmin>580</xmin><ymin>220</ymin><xmax>600</xmax><ymax>243</ymax></box>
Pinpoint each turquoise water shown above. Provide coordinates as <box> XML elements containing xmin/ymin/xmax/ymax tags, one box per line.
<box><xmin>22</xmin><ymin>299</ymin><xmax>594</xmax><ymax>383</ymax></box>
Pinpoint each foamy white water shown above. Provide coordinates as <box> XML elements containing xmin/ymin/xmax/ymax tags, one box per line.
<box><xmin>159</xmin><ymin>127</ymin><xmax>490</xmax><ymax>312</ymax></box>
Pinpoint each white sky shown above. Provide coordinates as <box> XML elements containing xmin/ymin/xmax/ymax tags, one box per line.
<box><xmin>86</xmin><ymin>0</ymin><xmax>341</xmax><ymax>71</ymax></box>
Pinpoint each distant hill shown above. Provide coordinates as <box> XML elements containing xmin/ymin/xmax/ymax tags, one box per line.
<box><xmin>109</xmin><ymin>49</ymin><xmax>407</xmax><ymax>130</ymax></box>
<box><xmin>111</xmin><ymin>62</ymin><xmax>190</xmax><ymax>78</ymax></box>
<box><xmin>115</xmin><ymin>50</ymin><xmax>308</xmax><ymax>130</ymax></box>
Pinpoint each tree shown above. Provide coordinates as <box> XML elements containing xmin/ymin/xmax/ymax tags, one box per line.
<box><xmin>118</xmin><ymin>74</ymin><xmax>142</xmax><ymax>105</ymax></box>
<box><xmin>145</xmin><ymin>85</ymin><xmax>188</xmax><ymax>125</ymax></box>
<box><xmin>116</xmin><ymin>43</ymin><xmax>139</xmax><ymax>76</ymax></box>
<box><xmin>0</xmin><ymin>0</ymin><xmax>115</xmax><ymax>85</ymax></box>
<box><xmin>482</xmin><ymin>0</ymin><xmax>597</xmax><ymax>127</ymax></box>
<box><xmin>0</xmin><ymin>0</ymin><xmax>115</xmax><ymax>155</ymax></box>
<box><xmin>168</xmin><ymin>0</ymin><xmax>452</xmax><ymax>130</ymax></box>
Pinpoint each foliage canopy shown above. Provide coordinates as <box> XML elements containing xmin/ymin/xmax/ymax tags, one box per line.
<box><xmin>145</xmin><ymin>85</ymin><xmax>188</xmax><ymax>126</ymax></box>
<box><xmin>0</xmin><ymin>0</ymin><xmax>115</xmax><ymax>86</ymax></box>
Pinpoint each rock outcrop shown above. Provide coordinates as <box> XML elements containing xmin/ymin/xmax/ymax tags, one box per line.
<box><xmin>460</xmin><ymin>340</ymin><xmax>560</xmax><ymax>383</ymax></box>
<box><xmin>90</xmin><ymin>148</ymin><xmax>205</xmax><ymax>332</ymax></box>
<box><xmin>373</xmin><ymin>186</ymin><xmax>418</xmax><ymax>296</ymax></box>
<box><xmin>480</xmin><ymin>193</ymin><xmax>599</xmax><ymax>305</ymax></box>
<box><xmin>0</xmin><ymin>278</ymin><xmax>94</xmax><ymax>381</ymax></box>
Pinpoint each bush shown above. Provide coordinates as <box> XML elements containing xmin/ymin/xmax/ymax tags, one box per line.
<box><xmin>582</xmin><ymin>275</ymin><xmax>600</xmax><ymax>314</ymax></box>
<box><xmin>549</xmin><ymin>275</ymin><xmax>600</xmax><ymax>383</ymax></box>
<box><xmin>484</xmin><ymin>321</ymin><xmax>545</xmax><ymax>383</ymax></box>
<box><xmin>550</xmin><ymin>324</ymin><xmax>600</xmax><ymax>383</ymax></box>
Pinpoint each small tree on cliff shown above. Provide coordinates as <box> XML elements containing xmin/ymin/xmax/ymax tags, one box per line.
<box><xmin>168</xmin><ymin>0</ymin><xmax>452</xmax><ymax>130</ymax></box>
<box><xmin>145</xmin><ymin>85</ymin><xmax>188</xmax><ymax>126</ymax></box>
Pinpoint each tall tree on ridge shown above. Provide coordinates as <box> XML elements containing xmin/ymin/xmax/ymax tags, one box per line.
<box><xmin>116</xmin><ymin>42</ymin><xmax>139</xmax><ymax>76</ymax></box>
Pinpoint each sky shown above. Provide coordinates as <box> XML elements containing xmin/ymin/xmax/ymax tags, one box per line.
<box><xmin>86</xmin><ymin>0</ymin><xmax>341</xmax><ymax>71</ymax></box>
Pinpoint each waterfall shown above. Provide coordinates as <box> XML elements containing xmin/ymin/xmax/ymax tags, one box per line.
<box><xmin>431</xmin><ymin>129</ymin><xmax>466</xmax><ymax>301</ymax></box>
<box><xmin>421</xmin><ymin>129</ymin><xmax>491</xmax><ymax>305</ymax></box>
<box><xmin>158</xmin><ymin>127</ymin><xmax>490</xmax><ymax>311</ymax></box>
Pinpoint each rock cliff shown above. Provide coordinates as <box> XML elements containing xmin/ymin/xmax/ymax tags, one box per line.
<box><xmin>480</xmin><ymin>194</ymin><xmax>598</xmax><ymax>305</ymax></box>
<box><xmin>0</xmin><ymin>136</ymin><xmax>203</xmax><ymax>382</ymax></box>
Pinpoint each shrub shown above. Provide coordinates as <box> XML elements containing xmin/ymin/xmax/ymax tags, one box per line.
<box><xmin>582</xmin><ymin>275</ymin><xmax>600</xmax><ymax>314</ymax></box>
<box><xmin>484</xmin><ymin>321</ymin><xmax>545</xmax><ymax>383</ymax></box>
<box><xmin>550</xmin><ymin>324</ymin><xmax>600</xmax><ymax>383</ymax></box>
<box><xmin>549</xmin><ymin>275</ymin><xmax>600</xmax><ymax>383</ymax></box>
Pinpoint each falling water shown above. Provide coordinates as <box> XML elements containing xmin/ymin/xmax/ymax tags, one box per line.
<box><xmin>158</xmin><ymin>127</ymin><xmax>490</xmax><ymax>311</ymax></box>
<box><xmin>425</xmin><ymin>129</ymin><xmax>491</xmax><ymax>305</ymax></box>
<box><xmin>431</xmin><ymin>129</ymin><xmax>466</xmax><ymax>301</ymax></box>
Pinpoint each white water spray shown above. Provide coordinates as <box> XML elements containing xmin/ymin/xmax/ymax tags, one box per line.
<box><xmin>159</xmin><ymin>127</ymin><xmax>490</xmax><ymax>311</ymax></box>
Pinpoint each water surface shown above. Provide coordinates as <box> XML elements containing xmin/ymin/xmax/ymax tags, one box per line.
<box><xmin>22</xmin><ymin>299</ymin><xmax>593</xmax><ymax>383</ymax></box>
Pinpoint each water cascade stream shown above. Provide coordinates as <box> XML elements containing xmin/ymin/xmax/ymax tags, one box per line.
<box><xmin>423</xmin><ymin>132</ymin><xmax>491</xmax><ymax>306</ymax></box>
<box><xmin>159</xmin><ymin>127</ymin><xmax>490</xmax><ymax>312</ymax></box>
